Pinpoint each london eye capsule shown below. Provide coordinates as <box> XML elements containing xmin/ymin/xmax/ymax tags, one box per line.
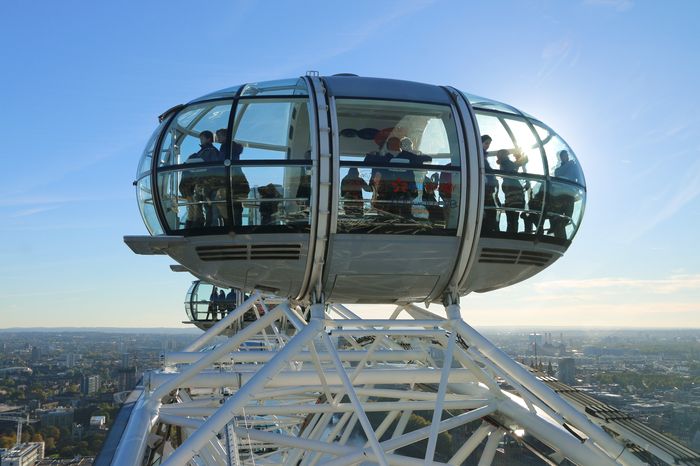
<box><xmin>125</xmin><ymin>75</ymin><xmax>585</xmax><ymax>304</ymax></box>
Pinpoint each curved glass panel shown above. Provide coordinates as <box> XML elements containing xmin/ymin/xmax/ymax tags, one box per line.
<box><xmin>482</xmin><ymin>175</ymin><xmax>544</xmax><ymax>237</ymax></box>
<box><xmin>240</xmin><ymin>78</ymin><xmax>308</xmax><ymax>97</ymax></box>
<box><xmin>158</xmin><ymin>100</ymin><xmax>233</xmax><ymax>167</ymax></box>
<box><xmin>476</xmin><ymin>112</ymin><xmax>544</xmax><ymax>175</ymax></box>
<box><xmin>338</xmin><ymin>165</ymin><xmax>460</xmax><ymax>234</ymax></box>
<box><xmin>230</xmin><ymin>97</ymin><xmax>313</xmax><ymax>231</ymax></box>
<box><xmin>136</xmin><ymin>176</ymin><xmax>164</xmax><ymax>235</ymax></box>
<box><xmin>186</xmin><ymin>282</ymin><xmax>242</xmax><ymax>322</ymax></box>
<box><xmin>543</xmin><ymin>181</ymin><xmax>585</xmax><ymax>241</ymax></box>
<box><xmin>500</xmin><ymin>118</ymin><xmax>545</xmax><ymax>176</ymax></box>
<box><xmin>232</xmin><ymin>166</ymin><xmax>312</xmax><ymax>229</ymax></box>
<box><xmin>190</xmin><ymin>85</ymin><xmax>242</xmax><ymax>103</ymax></box>
<box><xmin>185</xmin><ymin>282</ymin><xmax>196</xmax><ymax>321</ymax></box>
<box><xmin>532</xmin><ymin>123</ymin><xmax>585</xmax><ymax>186</ymax></box>
<box><xmin>461</xmin><ymin>92</ymin><xmax>520</xmax><ymax>115</ymax></box>
<box><xmin>335</xmin><ymin>99</ymin><xmax>461</xmax><ymax>235</ymax></box>
<box><xmin>137</xmin><ymin>118</ymin><xmax>168</xmax><ymax>178</ymax></box>
<box><xmin>336</xmin><ymin>99</ymin><xmax>460</xmax><ymax>167</ymax></box>
<box><xmin>157</xmin><ymin>166</ymin><xmax>230</xmax><ymax>231</ymax></box>
<box><xmin>232</xmin><ymin>99</ymin><xmax>312</xmax><ymax>161</ymax></box>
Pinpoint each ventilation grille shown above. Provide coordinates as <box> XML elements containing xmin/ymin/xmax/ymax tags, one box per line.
<box><xmin>196</xmin><ymin>244</ymin><xmax>301</xmax><ymax>261</ymax></box>
<box><xmin>478</xmin><ymin>248</ymin><xmax>553</xmax><ymax>267</ymax></box>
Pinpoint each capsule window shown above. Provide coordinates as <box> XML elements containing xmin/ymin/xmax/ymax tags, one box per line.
<box><xmin>158</xmin><ymin>100</ymin><xmax>233</xmax><ymax>167</ymax></box>
<box><xmin>229</xmin><ymin>166</ymin><xmax>311</xmax><ymax>229</ymax></box>
<box><xmin>226</xmin><ymin>97</ymin><xmax>313</xmax><ymax>231</ymax></box>
<box><xmin>475</xmin><ymin>112</ymin><xmax>545</xmax><ymax>176</ymax></box>
<box><xmin>136</xmin><ymin>176</ymin><xmax>164</xmax><ymax>235</ymax></box>
<box><xmin>157</xmin><ymin>166</ymin><xmax>230</xmax><ymax>231</ymax></box>
<box><xmin>335</xmin><ymin>99</ymin><xmax>461</xmax><ymax>235</ymax></box>
<box><xmin>482</xmin><ymin>175</ymin><xmax>545</xmax><ymax>237</ymax></box>
<box><xmin>137</xmin><ymin>118</ymin><xmax>168</xmax><ymax>178</ymax></box>
<box><xmin>533</xmin><ymin>123</ymin><xmax>585</xmax><ymax>186</ymax></box>
<box><xmin>232</xmin><ymin>99</ymin><xmax>311</xmax><ymax>161</ymax></box>
<box><xmin>543</xmin><ymin>181</ymin><xmax>585</xmax><ymax>241</ymax></box>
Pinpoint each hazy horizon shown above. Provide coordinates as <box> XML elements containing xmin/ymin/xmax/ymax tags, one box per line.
<box><xmin>1</xmin><ymin>1</ymin><xmax>698</xmax><ymax>328</ymax></box>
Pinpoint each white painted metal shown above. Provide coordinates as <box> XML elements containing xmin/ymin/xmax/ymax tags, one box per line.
<box><xmin>110</xmin><ymin>300</ymin><xmax>659</xmax><ymax>466</ymax></box>
<box><xmin>183</xmin><ymin>292</ymin><xmax>262</xmax><ymax>352</ymax></box>
<box><xmin>477</xmin><ymin>428</ymin><xmax>504</xmax><ymax>466</ymax></box>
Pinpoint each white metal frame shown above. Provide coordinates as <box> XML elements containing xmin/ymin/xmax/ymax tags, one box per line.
<box><xmin>110</xmin><ymin>296</ymin><xmax>653</xmax><ymax>466</ymax></box>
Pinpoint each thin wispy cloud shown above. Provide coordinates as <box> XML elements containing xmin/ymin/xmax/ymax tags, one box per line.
<box><xmin>320</xmin><ymin>0</ymin><xmax>437</xmax><ymax>61</ymax></box>
<box><xmin>583</xmin><ymin>0</ymin><xmax>633</xmax><ymax>12</ymax></box>
<box><xmin>537</xmin><ymin>39</ymin><xmax>579</xmax><ymax>82</ymax></box>
<box><xmin>9</xmin><ymin>206</ymin><xmax>59</xmax><ymax>218</ymax></box>
<box><xmin>636</xmin><ymin>157</ymin><xmax>700</xmax><ymax>235</ymax></box>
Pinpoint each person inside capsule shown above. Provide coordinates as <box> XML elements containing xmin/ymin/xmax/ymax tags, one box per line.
<box><xmin>341</xmin><ymin>167</ymin><xmax>372</xmax><ymax>216</ymax></box>
<box><xmin>496</xmin><ymin>149</ymin><xmax>528</xmax><ymax>234</ymax></box>
<box><xmin>547</xmin><ymin>150</ymin><xmax>580</xmax><ymax>238</ymax></box>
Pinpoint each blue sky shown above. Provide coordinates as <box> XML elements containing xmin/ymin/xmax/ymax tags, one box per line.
<box><xmin>1</xmin><ymin>0</ymin><xmax>698</xmax><ymax>328</ymax></box>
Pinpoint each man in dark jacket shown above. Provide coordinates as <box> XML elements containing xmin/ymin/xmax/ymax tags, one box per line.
<box><xmin>179</xmin><ymin>131</ymin><xmax>222</xmax><ymax>228</ymax></box>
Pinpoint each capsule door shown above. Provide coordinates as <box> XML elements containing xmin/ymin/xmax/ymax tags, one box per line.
<box><xmin>322</xmin><ymin>94</ymin><xmax>468</xmax><ymax>303</ymax></box>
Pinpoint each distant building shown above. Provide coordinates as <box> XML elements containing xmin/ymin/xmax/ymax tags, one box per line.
<box><xmin>81</xmin><ymin>375</ymin><xmax>101</xmax><ymax>396</ymax></box>
<box><xmin>37</xmin><ymin>408</ymin><xmax>74</xmax><ymax>430</ymax></box>
<box><xmin>528</xmin><ymin>333</ymin><xmax>543</xmax><ymax>347</ymax></box>
<box><xmin>557</xmin><ymin>358</ymin><xmax>576</xmax><ymax>385</ymax></box>
<box><xmin>121</xmin><ymin>353</ymin><xmax>131</xmax><ymax>369</ymax></box>
<box><xmin>118</xmin><ymin>367</ymin><xmax>137</xmax><ymax>392</ymax></box>
<box><xmin>0</xmin><ymin>442</ymin><xmax>44</xmax><ymax>466</ymax></box>
<box><xmin>64</xmin><ymin>353</ymin><xmax>76</xmax><ymax>368</ymax></box>
<box><xmin>30</xmin><ymin>346</ymin><xmax>41</xmax><ymax>363</ymax></box>
<box><xmin>89</xmin><ymin>416</ymin><xmax>106</xmax><ymax>430</ymax></box>
<box><xmin>119</xmin><ymin>353</ymin><xmax>137</xmax><ymax>391</ymax></box>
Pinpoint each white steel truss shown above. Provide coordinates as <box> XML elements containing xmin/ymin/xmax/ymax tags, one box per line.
<box><xmin>110</xmin><ymin>295</ymin><xmax>664</xmax><ymax>466</ymax></box>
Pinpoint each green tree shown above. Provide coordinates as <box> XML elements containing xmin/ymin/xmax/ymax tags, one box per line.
<box><xmin>0</xmin><ymin>434</ymin><xmax>16</xmax><ymax>449</ymax></box>
<box><xmin>45</xmin><ymin>436</ymin><xmax>56</xmax><ymax>451</ymax></box>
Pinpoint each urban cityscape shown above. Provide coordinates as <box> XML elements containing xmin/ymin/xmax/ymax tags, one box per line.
<box><xmin>0</xmin><ymin>327</ymin><xmax>697</xmax><ymax>464</ymax></box>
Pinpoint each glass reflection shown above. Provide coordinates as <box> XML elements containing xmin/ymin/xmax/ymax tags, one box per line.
<box><xmin>137</xmin><ymin>118</ymin><xmax>168</xmax><ymax>177</ymax></box>
<box><xmin>158</xmin><ymin>167</ymin><xmax>229</xmax><ymax>231</ymax></box>
<box><xmin>335</xmin><ymin>98</ymin><xmax>461</xmax><ymax>235</ymax></box>
<box><xmin>233</xmin><ymin>166</ymin><xmax>312</xmax><ymax>230</ymax></box>
<box><xmin>156</xmin><ymin>165</ymin><xmax>311</xmax><ymax>233</ymax></box>
<box><xmin>533</xmin><ymin>123</ymin><xmax>585</xmax><ymax>186</ymax></box>
<box><xmin>461</xmin><ymin>92</ymin><xmax>520</xmax><ymax>115</ymax></box>
<box><xmin>482</xmin><ymin>176</ymin><xmax>544</xmax><ymax>237</ymax></box>
<box><xmin>186</xmin><ymin>282</ymin><xmax>246</xmax><ymax>322</ymax></box>
<box><xmin>240</xmin><ymin>78</ymin><xmax>308</xmax><ymax>97</ymax></box>
<box><xmin>338</xmin><ymin>166</ymin><xmax>459</xmax><ymax>234</ymax></box>
<box><xmin>159</xmin><ymin>101</ymin><xmax>232</xmax><ymax>167</ymax></box>
<box><xmin>232</xmin><ymin>99</ymin><xmax>312</xmax><ymax>161</ymax></box>
<box><xmin>336</xmin><ymin>99</ymin><xmax>461</xmax><ymax>167</ymax></box>
<box><xmin>543</xmin><ymin>181</ymin><xmax>585</xmax><ymax>240</ymax></box>
<box><xmin>136</xmin><ymin>176</ymin><xmax>163</xmax><ymax>235</ymax></box>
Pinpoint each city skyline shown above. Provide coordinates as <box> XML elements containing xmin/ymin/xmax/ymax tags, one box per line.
<box><xmin>1</xmin><ymin>0</ymin><xmax>699</xmax><ymax>328</ymax></box>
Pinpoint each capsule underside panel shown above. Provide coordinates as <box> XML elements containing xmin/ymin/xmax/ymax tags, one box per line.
<box><xmin>323</xmin><ymin>235</ymin><xmax>460</xmax><ymax>303</ymax></box>
<box><xmin>164</xmin><ymin>234</ymin><xmax>309</xmax><ymax>297</ymax></box>
<box><xmin>132</xmin><ymin>75</ymin><xmax>586</xmax><ymax>303</ymax></box>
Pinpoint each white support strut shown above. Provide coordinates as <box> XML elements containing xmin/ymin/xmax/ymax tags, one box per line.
<box><xmin>109</xmin><ymin>299</ymin><xmax>674</xmax><ymax>466</ymax></box>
